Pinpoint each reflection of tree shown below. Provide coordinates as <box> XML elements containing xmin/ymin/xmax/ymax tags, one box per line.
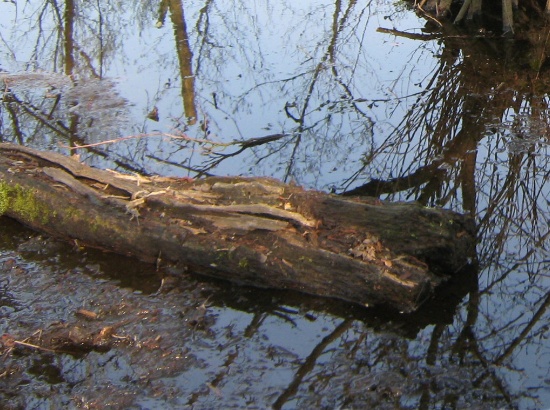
<box><xmin>276</xmin><ymin>0</ymin><xmax>373</xmax><ymax>183</ymax></box>
<box><xmin>330</xmin><ymin>25</ymin><xmax>550</xmax><ymax>408</ymax></box>
<box><xmin>2</xmin><ymin>0</ymin><xmax>377</xmax><ymax>186</ymax></box>
<box><xmin>151</xmin><ymin>0</ymin><xmax>377</xmax><ymax>187</ymax></box>
<box><xmin>0</xmin><ymin>0</ymin><xmax>134</xmax><ymax>169</ymax></box>
<box><xmin>64</xmin><ymin>0</ymin><xmax>76</xmax><ymax>76</ymax></box>
<box><xmin>141</xmin><ymin>8</ymin><xmax>549</xmax><ymax>406</ymax></box>
<box><xmin>157</xmin><ymin>0</ymin><xmax>198</xmax><ymax>124</ymax></box>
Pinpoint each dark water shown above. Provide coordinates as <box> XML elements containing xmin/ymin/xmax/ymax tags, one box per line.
<box><xmin>1</xmin><ymin>1</ymin><xmax>550</xmax><ymax>409</ymax></box>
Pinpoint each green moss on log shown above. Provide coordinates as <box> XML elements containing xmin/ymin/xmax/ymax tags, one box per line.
<box><xmin>0</xmin><ymin>181</ymin><xmax>52</xmax><ymax>223</ymax></box>
<box><xmin>0</xmin><ymin>181</ymin><xmax>9</xmax><ymax>215</ymax></box>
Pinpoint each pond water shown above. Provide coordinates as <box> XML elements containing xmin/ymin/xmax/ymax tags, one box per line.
<box><xmin>1</xmin><ymin>0</ymin><xmax>550</xmax><ymax>409</ymax></box>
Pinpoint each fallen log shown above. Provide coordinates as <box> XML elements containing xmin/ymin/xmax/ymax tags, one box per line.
<box><xmin>0</xmin><ymin>143</ymin><xmax>476</xmax><ymax>312</ymax></box>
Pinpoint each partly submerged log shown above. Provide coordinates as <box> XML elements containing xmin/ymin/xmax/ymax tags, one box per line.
<box><xmin>0</xmin><ymin>143</ymin><xmax>476</xmax><ymax>312</ymax></box>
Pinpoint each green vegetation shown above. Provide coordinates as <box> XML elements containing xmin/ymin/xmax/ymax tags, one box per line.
<box><xmin>0</xmin><ymin>181</ymin><xmax>9</xmax><ymax>215</ymax></box>
<box><xmin>0</xmin><ymin>181</ymin><xmax>51</xmax><ymax>223</ymax></box>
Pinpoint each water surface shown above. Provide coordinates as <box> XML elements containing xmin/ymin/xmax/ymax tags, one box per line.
<box><xmin>1</xmin><ymin>0</ymin><xmax>550</xmax><ymax>408</ymax></box>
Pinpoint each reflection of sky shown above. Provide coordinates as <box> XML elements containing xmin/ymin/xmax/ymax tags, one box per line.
<box><xmin>0</xmin><ymin>1</ymin><xmax>438</xmax><ymax>187</ymax></box>
<box><xmin>94</xmin><ymin>0</ymin><xmax>440</xmax><ymax>186</ymax></box>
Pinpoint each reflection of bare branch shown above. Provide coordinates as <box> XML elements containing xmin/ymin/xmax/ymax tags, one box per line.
<box><xmin>279</xmin><ymin>0</ymin><xmax>373</xmax><ymax>182</ymax></box>
<box><xmin>244</xmin><ymin>312</ymin><xmax>267</xmax><ymax>338</ymax></box>
<box><xmin>3</xmin><ymin>92</ymin><xmax>70</xmax><ymax>138</ymax></box>
<box><xmin>447</xmin><ymin>280</ymin><xmax>517</xmax><ymax>407</ymax></box>
<box><xmin>146</xmin><ymin>153</ymin><xmax>214</xmax><ymax>176</ymax></box>
<box><xmin>188</xmin><ymin>133</ymin><xmax>289</xmax><ymax>174</ymax></box>
<box><xmin>194</xmin><ymin>0</ymin><xmax>215</xmax><ymax>74</ymax></box>
<box><xmin>272</xmin><ymin>319</ymin><xmax>352</xmax><ymax>410</ymax></box>
<box><xmin>469</xmin><ymin>339</ymin><xmax>515</xmax><ymax>406</ymax></box>
<box><xmin>65</xmin><ymin>131</ymin><xmax>287</xmax><ymax>153</ymax></box>
<box><xmin>75</xmin><ymin>44</ymin><xmax>100</xmax><ymax>78</ymax></box>
<box><xmin>495</xmin><ymin>291</ymin><xmax>550</xmax><ymax>366</ymax></box>
<box><xmin>3</xmin><ymin>100</ymin><xmax>24</xmax><ymax>145</ymax></box>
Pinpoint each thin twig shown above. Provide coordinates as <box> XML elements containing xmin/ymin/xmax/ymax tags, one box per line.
<box><xmin>61</xmin><ymin>132</ymin><xmax>233</xmax><ymax>150</ymax></box>
<box><xmin>61</xmin><ymin>133</ymin><xmax>161</xmax><ymax>150</ymax></box>
<box><xmin>13</xmin><ymin>340</ymin><xmax>59</xmax><ymax>353</ymax></box>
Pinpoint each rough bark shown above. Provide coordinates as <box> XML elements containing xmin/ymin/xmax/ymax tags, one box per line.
<box><xmin>0</xmin><ymin>143</ymin><xmax>476</xmax><ymax>312</ymax></box>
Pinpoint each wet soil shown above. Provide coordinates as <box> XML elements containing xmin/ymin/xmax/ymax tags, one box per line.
<box><xmin>0</xmin><ymin>220</ymin><xmax>221</xmax><ymax>408</ymax></box>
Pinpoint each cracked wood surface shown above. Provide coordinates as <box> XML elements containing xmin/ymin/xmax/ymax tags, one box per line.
<box><xmin>0</xmin><ymin>143</ymin><xmax>476</xmax><ymax>312</ymax></box>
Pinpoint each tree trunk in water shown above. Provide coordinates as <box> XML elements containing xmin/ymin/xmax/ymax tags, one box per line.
<box><xmin>0</xmin><ymin>143</ymin><xmax>476</xmax><ymax>313</ymax></box>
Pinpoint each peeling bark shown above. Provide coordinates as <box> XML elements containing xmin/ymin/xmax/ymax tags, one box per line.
<box><xmin>0</xmin><ymin>143</ymin><xmax>476</xmax><ymax>312</ymax></box>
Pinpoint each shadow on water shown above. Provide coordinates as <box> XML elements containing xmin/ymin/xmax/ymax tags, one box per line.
<box><xmin>1</xmin><ymin>0</ymin><xmax>550</xmax><ymax>408</ymax></box>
